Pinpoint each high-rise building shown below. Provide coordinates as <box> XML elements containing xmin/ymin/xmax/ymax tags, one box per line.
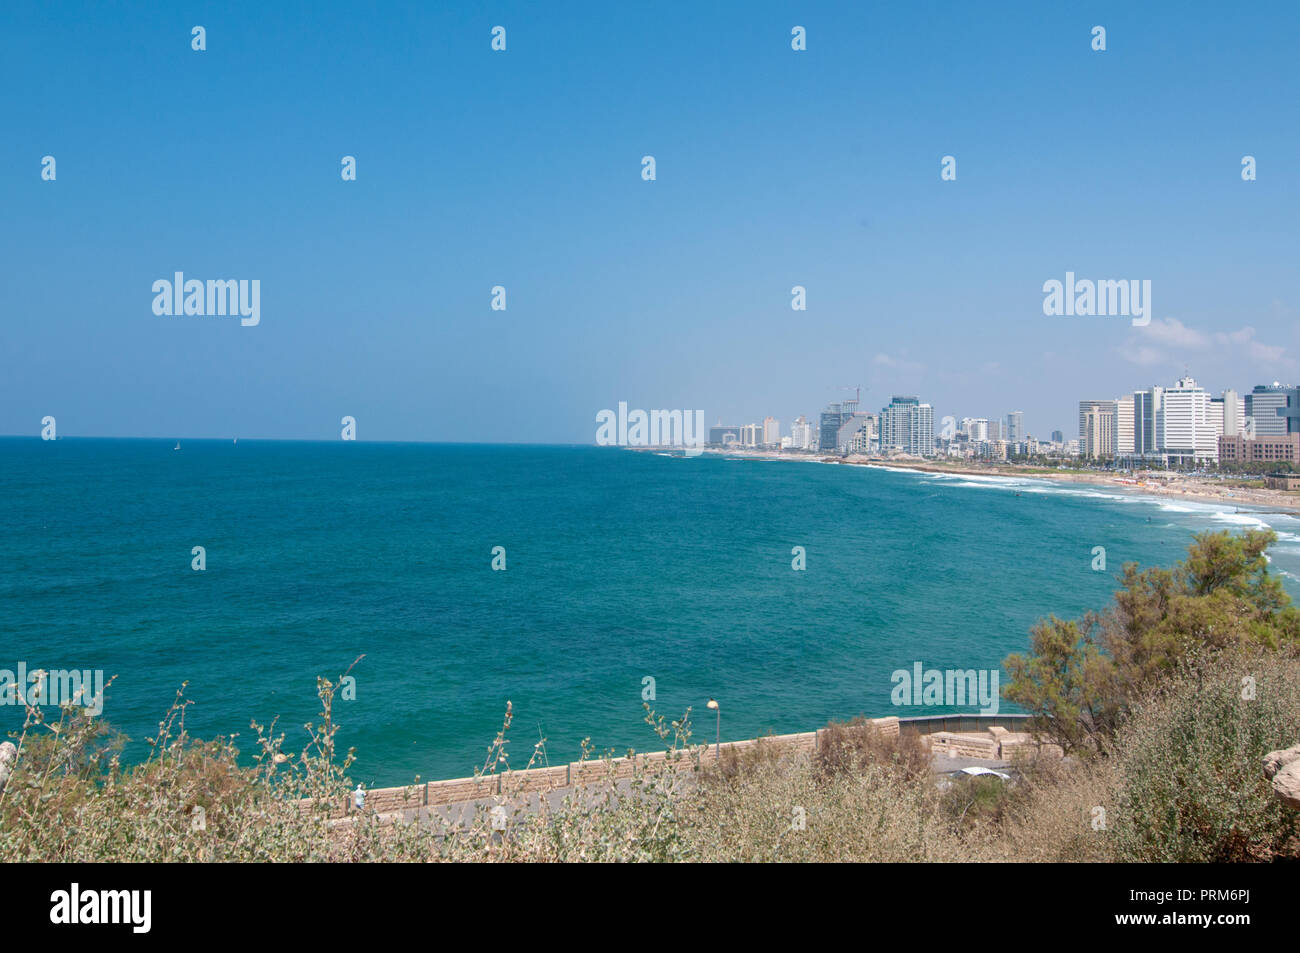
<box><xmin>879</xmin><ymin>396</ymin><xmax>914</xmax><ymax>452</ymax></box>
<box><xmin>762</xmin><ymin>416</ymin><xmax>780</xmax><ymax>446</ymax></box>
<box><xmin>1082</xmin><ymin>404</ymin><xmax>1116</xmax><ymax>460</ymax></box>
<box><xmin>1006</xmin><ymin>411</ymin><xmax>1024</xmax><ymax>444</ymax></box>
<box><xmin>1273</xmin><ymin>387</ymin><xmax>1300</xmax><ymax>435</ymax></box>
<box><xmin>1157</xmin><ymin>376</ymin><xmax>1216</xmax><ymax>464</ymax></box>
<box><xmin>841</xmin><ymin>415</ymin><xmax>875</xmax><ymax>453</ymax></box>
<box><xmin>819</xmin><ymin>402</ymin><xmax>846</xmax><ymax>452</ymax></box>
<box><xmin>1050</xmin><ymin>430</ymin><xmax>1064</xmax><ymax>444</ymax></box>
<box><xmin>879</xmin><ymin>396</ymin><xmax>935</xmax><ymax>457</ymax></box>
<box><xmin>1115</xmin><ymin>395</ymin><xmax>1135</xmax><ymax>456</ymax></box>
<box><xmin>911</xmin><ymin>404</ymin><xmax>935</xmax><ymax>457</ymax></box>
<box><xmin>835</xmin><ymin>414</ymin><xmax>872</xmax><ymax>453</ymax></box>
<box><xmin>740</xmin><ymin>423</ymin><xmax>762</xmax><ymax>447</ymax></box>
<box><xmin>708</xmin><ymin>425</ymin><xmax>742</xmax><ymax>447</ymax></box>
<box><xmin>987</xmin><ymin>419</ymin><xmax>1004</xmax><ymax>441</ymax></box>
<box><xmin>961</xmin><ymin>417</ymin><xmax>989</xmax><ymax>442</ymax></box>
<box><xmin>1209</xmin><ymin>397</ymin><xmax>1224</xmax><ymax>441</ymax></box>
<box><xmin>1219</xmin><ymin>389</ymin><xmax>1244</xmax><ymax>437</ymax></box>
<box><xmin>790</xmin><ymin>416</ymin><xmax>813</xmax><ymax>450</ymax></box>
<box><xmin>1134</xmin><ymin>387</ymin><xmax>1163</xmax><ymax>457</ymax></box>
<box><xmin>1228</xmin><ymin>390</ymin><xmax>1245</xmax><ymax>435</ymax></box>
<box><xmin>1246</xmin><ymin>383</ymin><xmax>1290</xmax><ymax>436</ymax></box>
<box><xmin>1079</xmin><ymin>399</ymin><xmax>1118</xmax><ymax>459</ymax></box>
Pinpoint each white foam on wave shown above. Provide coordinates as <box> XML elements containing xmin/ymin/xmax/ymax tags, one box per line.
<box><xmin>869</xmin><ymin>465</ymin><xmax>1300</xmax><ymax>543</ymax></box>
<box><xmin>863</xmin><ymin>463</ymin><xmax>939</xmax><ymax>478</ymax></box>
<box><xmin>922</xmin><ymin>472</ymin><xmax>1041</xmax><ymax>487</ymax></box>
<box><xmin>925</xmin><ymin>474</ymin><xmax>1179</xmax><ymax>510</ymax></box>
<box><xmin>909</xmin><ymin>468</ymin><xmax>1180</xmax><ymax>507</ymax></box>
<box><xmin>1209</xmin><ymin>511</ymin><xmax>1273</xmax><ymax>530</ymax></box>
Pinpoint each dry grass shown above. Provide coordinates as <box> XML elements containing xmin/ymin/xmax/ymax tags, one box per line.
<box><xmin>5</xmin><ymin>655</ymin><xmax>1298</xmax><ymax>862</ymax></box>
<box><xmin>814</xmin><ymin>716</ymin><xmax>931</xmax><ymax>782</ymax></box>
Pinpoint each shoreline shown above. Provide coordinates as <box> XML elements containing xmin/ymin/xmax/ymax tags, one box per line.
<box><xmin>686</xmin><ymin>447</ymin><xmax>1300</xmax><ymax>516</ymax></box>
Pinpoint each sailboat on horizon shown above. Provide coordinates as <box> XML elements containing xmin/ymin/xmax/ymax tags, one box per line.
<box><xmin>173</xmin><ymin>441</ymin><xmax>180</xmax><ymax>451</ymax></box>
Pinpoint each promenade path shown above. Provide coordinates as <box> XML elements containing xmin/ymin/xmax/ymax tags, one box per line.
<box><xmin>340</xmin><ymin>749</ymin><xmax>1020</xmax><ymax>832</ymax></box>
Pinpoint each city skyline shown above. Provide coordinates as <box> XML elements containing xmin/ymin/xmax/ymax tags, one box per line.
<box><xmin>14</xmin><ymin>365</ymin><xmax>1294</xmax><ymax>449</ymax></box>
<box><xmin>703</xmin><ymin>369</ymin><xmax>1292</xmax><ymax>448</ymax></box>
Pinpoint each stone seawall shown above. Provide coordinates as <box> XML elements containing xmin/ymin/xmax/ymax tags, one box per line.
<box><xmin>304</xmin><ymin>713</ymin><xmax>1048</xmax><ymax>816</ymax></box>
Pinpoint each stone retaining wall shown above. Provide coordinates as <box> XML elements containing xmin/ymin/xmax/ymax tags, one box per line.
<box><xmin>308</xmin><ymin>713</ymin><xmax>1042</xmax><ymax>816</ymax></box>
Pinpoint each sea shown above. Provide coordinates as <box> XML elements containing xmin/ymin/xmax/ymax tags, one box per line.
<box><xmin>4</xmin><ymin>438</ymin><xmax>1299</xmax><ymax>786</ymax></box>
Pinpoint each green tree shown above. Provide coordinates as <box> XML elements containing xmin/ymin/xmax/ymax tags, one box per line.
<box><xmin>1003</xmin><ymin>529</ymin><xmax>1300</xmax><ymax>752</ymax></box>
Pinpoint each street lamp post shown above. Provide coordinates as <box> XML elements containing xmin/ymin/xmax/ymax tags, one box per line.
<box><xmin>706</xmin><ymin>698</ymin><xmax>720</xmax><ymax>759</ymax></box>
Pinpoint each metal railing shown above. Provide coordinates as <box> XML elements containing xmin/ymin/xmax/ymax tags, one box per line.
<box><xmin>896</xmin><ymin>713</ymin><xmax>1032</xmax><ymax>736</ymax></box>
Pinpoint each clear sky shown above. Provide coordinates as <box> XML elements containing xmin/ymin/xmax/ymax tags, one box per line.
<box><xmin>2</xmin><ymin>1</ymin><xmax>1297</xmax><ymax>442</ymax></box>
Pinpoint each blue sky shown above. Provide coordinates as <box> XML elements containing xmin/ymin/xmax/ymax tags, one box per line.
<box><xmin>2</xmin><ymin>1</ymin><xmax>1298</xmax><ymax>442</ymax></box>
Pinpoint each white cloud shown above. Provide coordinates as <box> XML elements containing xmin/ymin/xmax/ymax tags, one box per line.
<box><xmin>1214</xmin><ymin>326</ymin><xmax>1289</xmax><ymax>365</ymax></box>
<box><xmin>873</xmin><ymin>353</ymin><xmax>924</xmax><ymax>372</ymax></box>
<box><xmin>1118</xmin><ymin>318</ymin><xmax>1291</xmax><ymax>370</ymax></box>
<box><xmin>1139</xmin><ymin>317</ymin><xmax>1209</xmax><ymax>350</ymax></box>
<box><xmin>1123</xmin><ymin>346</ymin><xmax>1168</xmax><ymax>367</ymax></box>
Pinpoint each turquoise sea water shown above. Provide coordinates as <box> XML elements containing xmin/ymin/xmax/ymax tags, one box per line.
<box><xmin>4</xmin><ymin>438</ymin><xmax>1299</xmax><ymax>786</ymax></box>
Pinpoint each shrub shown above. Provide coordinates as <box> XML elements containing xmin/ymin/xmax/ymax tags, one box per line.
<box><xmin>814</xmin><ymin>716</ymin><xmax>931</xmax><ymax>782</ymax></box>
<box><xmin>1104</xmin><ymin>652</ymin><xmax>1300</xmax><ymax>862</ymax></box>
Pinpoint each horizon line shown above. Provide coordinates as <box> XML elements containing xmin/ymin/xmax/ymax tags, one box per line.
<box><xmin>0</xmin><ymin>435</ymin><xmax>611</xmax><ymax>447</ymax></box>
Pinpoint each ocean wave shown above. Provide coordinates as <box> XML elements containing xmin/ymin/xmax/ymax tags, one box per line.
<box><xmin>1208</xmin><ymin>511</ymin><xmax>1273</xmax><ymax>530</ymax></box>
<box><xmin>869</xmin><ymin>465</ymin><xmax>1300</xmax><ymax>549</ymax></box>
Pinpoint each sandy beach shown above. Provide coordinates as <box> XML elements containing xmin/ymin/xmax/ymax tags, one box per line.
<box><xmin>694</xmin><ymin>448</ymin><xmax>1300</xmax><ymax>515</ymax></box>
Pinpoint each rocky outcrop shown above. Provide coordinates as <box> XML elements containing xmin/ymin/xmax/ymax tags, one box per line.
<box><xmin>1263</xmin><ymin>744</ymin><xmax>1300</xmax><ymax>810</ymax></box>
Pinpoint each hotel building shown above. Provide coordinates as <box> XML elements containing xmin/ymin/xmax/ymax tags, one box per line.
<box><xmin>1218</xmin><ymin>433</ymin><xmax>1300</xmax><ymax>467</ymax></box>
